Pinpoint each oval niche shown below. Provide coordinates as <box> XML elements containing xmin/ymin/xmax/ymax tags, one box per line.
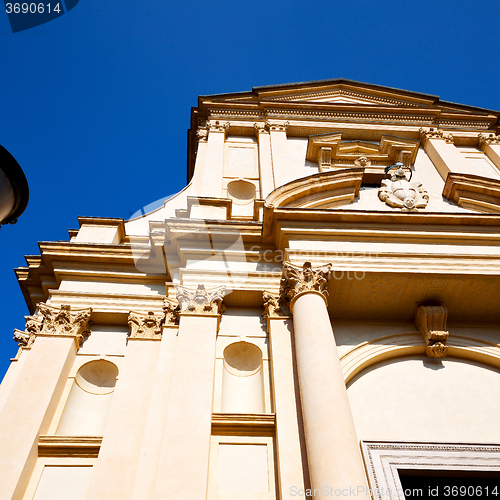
<box><xmin>227</xmin><ymin>180</ymin><xmax>256</xmax><ymax>205</ymax></box>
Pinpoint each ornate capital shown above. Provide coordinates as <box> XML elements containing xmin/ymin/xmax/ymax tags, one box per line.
<box><xmin>207</xmin><ymin>121</ymin><xmax>229</xmax><ymax>134</ymax></box>
<box><xmin>262</xmin><ymin>291</ymin><xmax>288</xmax><ymax>320</ymax></box>
<box><xmin>14</xmin><ymin>304</ymin><xmax>92</xmax><ymax>349</ymax></box>
<box><xmin>266</xmin><ymin>121</ymin><xmax>289</xmax><ymax>133</ymax></box>
<box><xmin>478</xmin><ymin>133</ymin><xmax>500</xmax><ymax>151</ymax></box>
<box><xmin>254</xmin><ymin>122</ymin><xmax>269</xmax><ymax>135</ymax></box>
<box><xmin>280</xmin><ymin>261</ymin><xmax>331</xmax><ymax>308</ymax></box>
<box><xmin>163</xmin><ymin>298</ymin><xmax>180</xmax><ymax>327</ymax></box>
<box><xmin>196</xmin><ymin>126</ymin><xmax>209</xmax><ymax>143</ymax></box>
<box><xmin>415</xmin><ymin>305</ymin><xmax>449</xmax><ymax>358</ymax></box>
<box><xmin>128</xmin><ymin>311</ymin><xmax>164</xmax><ymax>340</ymax></box>
<box><xmin>419</xmin><ymin>127</ymin><xmax>454</xmax><ymax>147</ymax></box>
<box><xmin>176</xmin><ymin>284</ymin><xmax>225</xmax><ymax>316</ymax></box>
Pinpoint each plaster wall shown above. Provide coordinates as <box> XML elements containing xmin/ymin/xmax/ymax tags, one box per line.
<box><xmin>347</xmin><ymin>356</ymin><xmax>500</xmax><ymax>442</ymax></box>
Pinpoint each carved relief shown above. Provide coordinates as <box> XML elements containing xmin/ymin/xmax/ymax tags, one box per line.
<box><xmin>163</xmin><ymin>298</ymin><xmax>180</xmax><ymax>326</ymax></box>
<box><xmin>354</xmin><ymin>156</ymin><xmax>371</xmax><ymax>167</ymax></box>
<box><xmin>254</xmin><ymin>123</ymin><xmax>268</xmax><ymax>135</ymax></box>
<box><xmin>196</xmin><ymin>127</ymin><xmax>209</xmax><ymax>143</ymax></box>
<box><xmin>262</xmin><ymin>291</ymin><xmax>287</xmax><ymax>319</ymax></box>
<box><xmin>128</xmin><ymin>311</ymin><xmax>164</xmax><ymax>340</ymax></box>
<box><xmin>415</xmin><ymin>305</ymin><xmax>449</xmax><ymax>358</ymax></box>
<box><xmin>419</xmin><ymin>127</ymin><xmax>454</xmax><ymax>146</ymax></box>
<box><xmin>265</xmin><ymin>121</ymin><xmax>289</xmax><ymax>133</ymax></box>
<box><xmin>14</xmin><ymin>304</ymin><xmax>92</xmax><ymax>349</ymax></box>
<box><xmin>13</xmin><ymin>313</ymin><xmax>43</xmax><ymax>348</ymax></box>
<box><xmin>378</xmin><ymin>164</ymin><xmax>429</xmax><ymax>211</ymax></box>
<box><xmin>207</xmin><ymin>121</ymin><xmax>229</xmax><ymax>134</ymax></box>
<box><xmin>176</xmin><ymin>284</ymin><xmax>225</xmax><ymax>315</ymax></box>
<box><xmin>280</xmin><ymin>261</ymin><xmax>331</xmax><ymax>307</ymax></box>
<box><xmin>478</xmin><ymin>133</ymin><xmax>500</xmax><ymax>151</ymax></box>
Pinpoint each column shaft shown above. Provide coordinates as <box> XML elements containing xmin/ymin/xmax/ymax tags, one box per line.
<box><xmin>292</xmin><ymin>292</ymin><xmax>369</xmax><ymax>495</ymax></box>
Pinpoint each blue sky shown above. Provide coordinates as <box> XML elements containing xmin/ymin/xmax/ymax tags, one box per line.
<box><xmin>1</xmin><ymin>0</ymin><xmax>500</xmax><ymax>378</ymax></box>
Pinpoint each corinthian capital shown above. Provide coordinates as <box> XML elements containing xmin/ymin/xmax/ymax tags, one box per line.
<box><xmin>15</xmin><ymin>304</ymin><xmax>92</xmax><ymax>348</ymax></box>
<box><xmin>128</xmin><ymin>311</ymin><xmax>164</xmax><ymax>340</ymax></box>
<box><xmin>419</xmin><ymin>127</ymin><xmax>454</xmax><ymax>147</ymax></box>
<box><xmin>176</xmin><ymin>284</ymin><xmax>225</xmax><ymax>315</ymax></box>
<box><xmin>207</xmin><ymin>121</ymin><xmax>230</xmax><ymax>134</ymax></box>
<box><xmin>478</xmin><ymin>133</ymin><xmax>500</xmax><ymax>151</ymax></box>
<box><xmin>415</xmin><ymin>305</ymin><xmax>449</xmax><ymax>358</ymax></box>
<box><xmin>280</xmin><ymin>261</ymin><xmax>331</xmax><ymax>308</ymax></box>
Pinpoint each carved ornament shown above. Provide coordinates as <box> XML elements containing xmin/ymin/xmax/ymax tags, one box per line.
<box><xmin>419</xmin><ymin>127</ymin><xmax>454</xmax><ymax>146</ymax></box>
<box><xmin>14</xmin><ymin>304</ymin><xmax>92</xmax><ymax>349</ymax></box>
<box><xmin>280</xmin><ymin>261</ymin><xmax>331</xmax><ymax>308</ymax></box>
<box><xmin>196</xmin><ymin>127</ymin><xmax>209</xmax><ymax>143</ymax></box>
<box><xmin>176</xmin><ymin>284</ymin><xmax>225</xmax><ymax>315</ymax></box>
<box><xmin>128</xmin><ymin>311</ymin><xmax>164</xmax><ymax>340</ymax></box>
<box><xmin>378</xmin><ymin>165</ymin><xmax>429</xmax><ymax>211</ymax></box>
<box><xmin>354</xmin><ymin>156</ymin><xmax>371</xmax><ymax>167</ymax></box>
<box><xmin>254</xmin><ymin>123</ymin><xmax>268</xmax><ymax>135</ymax></box>
<box><xmin>262</xmin><ymin>291</ymin><xmax>287</xmax><ymax>319</ymax></box>
<box><xmin>207</xmin><ymin>121</ymin><xmax>229</xmax><ymax>134</ymax></box>
<box><xmin>163</xmin><ymin>297</ymin><xmax>180</xmax><ymax>326</ymax></box>
<box><xmin>415</xmin><ymin>305</ymin><xmax>449</xmax><ymax>358</ymax></box>
<box><xmin>265</xmin><ymin>121</ymin><xmax>289</xmax><ymax>133</ymax></box>
<box><xmin>478</xmin><ymin>133</ymin><xmax>500</xmax><ymax>151</ymax></box>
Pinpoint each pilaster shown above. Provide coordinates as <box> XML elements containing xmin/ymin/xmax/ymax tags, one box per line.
<box><xmin>0</xmin><ymin>304</ymin><xmax>90</xmax><ymax>500</ymax></box>
<box><xmin>479</xmin><ymin>133</ymin><xmax>500</xmax><ymax>172</ymax></box>
<box><xmin>154</xmin><ymin>285</ymin><xmax>225</xmax><ymax>500</ymax></box>
<box><xmin>268</xmin><ymin>121</ymin><xmax>290</xmax><ymax>190</ymax></box>
<box><xmin>420</xmin><ymin>127</ymin><xmax>470</xmax><ymax>180</ymax></box>
<box><xmin>255</xmin><ymin>122</ymin><xmax>275</xmax><ymax>199</ymax></box>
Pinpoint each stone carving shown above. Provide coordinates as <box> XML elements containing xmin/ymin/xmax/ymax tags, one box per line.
<box><xmin>280</xmin><ymin>261</ymin><xmax>331</xmax><ymax>307</ymax></box>
<box><xmin>378</xmin><ymin>164</ymin><xmax>429</xmax><ymax>211</ymax></box>
<box><xmin>163</xmin><ymin>298</ymin><xmax>180</xmax><ymax>326</ymax></box>
<box><xmin>196</xmin><ymin>127</ymin><xmax>208</xmax><ymax>143</ymax></box>
<box><xmin>419</xmin><ymin>127</ymin><xmax>454</xmax><ymax>145</ymax></box>
<box><xmin>176</xmin><ymin>284</ymin><xmax>225</xmax><ymax>315</ymax></box>
<box><xmin>415</xmin><ymin>305</ymin><xmax>449</xmax><ymax>358</ymax></box>
<box><xmin>262</xmin><ymin>291</ymin><xmax>286</xmax><ymax>319</ymax></box>
<box><xmin>354</xmin><ymin>156</ymin><xmax>371</xmax><ymax>167</ymax></box>
<box><xmin>13</xmin><ymin>314</ymin><xmax>43</xmax><ymax>348</ymax></box>
<box><xmin>478</xmin><ymin>133</ymin><xmax>500</xmax><ymax>151</ymax></box>
<box><xmin>254</xmin><ymin>123</ymin><xmax>268</xmax><ymax>135</ymax></box>
<box><xmin>128</xmin><ymin>311</ymin><xmax>164</xmax><ymax>340</ymax></box>
<box><xmin>265</xmin><ymin>121</ymin><xmax>289</xmax><ymax>133</ymax></box>
<box><xmin>14</xmin><ymin>304</ymin><xmax>92</xmax><ymax>348</ymax></box>
<box><xmin>207</xmin><ymin>121</ymin><xmax>229</xmax><ymax>133</ymax></box>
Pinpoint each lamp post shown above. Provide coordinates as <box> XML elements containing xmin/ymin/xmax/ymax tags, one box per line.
<box><xmin>0</xmin><ymin>145</ymin><xmax>29</xmax><ymax>227</ymax></box>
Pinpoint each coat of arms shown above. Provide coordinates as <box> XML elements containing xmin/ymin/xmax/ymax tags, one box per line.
<box><xmin>378</xmin><ymin>163</ymin><xmax>429</xmax><ymax>211</ymax></box>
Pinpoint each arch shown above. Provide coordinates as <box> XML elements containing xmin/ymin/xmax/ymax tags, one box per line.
<box><xmin>265</xmin><ymin>168</ymin><xmax>364</xmax><ymax>209</ymax></box>
<box><xmin>340</xmin><ymin>332</ymin><xmax>500</xmax><ymax>384</ymax></box>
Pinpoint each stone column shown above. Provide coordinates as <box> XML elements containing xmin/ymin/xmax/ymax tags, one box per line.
<box><xmin>255</xmin><ymin>123</ymin><xmax>275</xmax><ymax>198</ymax></box>
<box><xmin>0</xmin><ymin>304</ymin><xmax>91</xmax><ymax>500</ymax></box>
<box><xmin>268</xmin><ymin>122</ymin><xmax>290</xmax><ymax>190</ymax></box>
<box><xmin>198</xmin><ymin>121</ymin><xmax>228</xmax><ymax>198</ymax></box>
<box><xmin>153</xmin><ymin>285</ymin><xmax>224</xmax><ymax>500</ymax></box>
<box><xmin>263</xmin><ymin>292</ymin><xmax>307</xmax><ymax>499</ymax></box>
<box><xmin>281</xmin><ymin>262</ymin><xmax>369</xmax><ymax>496</ymax></box>
<box><xmin>85</xmin><ymin>310</ymin><xmax>165</xmax><ymax>500</ymax></box>
<box><xmin>479</xmin><ymin>133</ymin><xmax>500</xmax><ymax>171</ymax></box>
<box><xmin>420</xmin><ymin>128</ymin><xmax>470</xmax><ymax>180</ymax></box>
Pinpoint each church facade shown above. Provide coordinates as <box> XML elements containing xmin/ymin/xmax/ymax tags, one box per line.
<box><xmin>1</xmin><ymin>79</ymin><xmax>500</xmax><ymax>500</ymax></box>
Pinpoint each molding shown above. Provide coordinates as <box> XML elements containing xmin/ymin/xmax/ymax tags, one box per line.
<box><xmin>361</xmin><ymin>440</ymin><xmax>500</xmax><ymax>500</ymax></box>
<box><xmin>415</xmin><ymin>305</ymin><xmax>449</xmax><ymax>357</ymax></box>
<box><xmin>38</xmin><ymin>436</ymin><xmax>102</xmax><ymax>458</ymax></box>
<box><xmin>280</xmin><ymin>261</ymin><xmax>331</xmax><ymax>309</ymax></box>
<box><xmin>265</xmin><ymin>168</ymin><xmax>364</xmax><ymax>210</ymax></box>
<box><xmin>211</xmin><ymin>413</ymin><xmax>276</xmax><ymax>436</ymax></box>
<box><xmin>443</xmin><ymin>172</ymin><xmax>500</xmax><ymax>214</ymax></box>
<box><xmin>128</xmin><ymin>311</ymin><xmax>164</xmax><ymax>340</ymax></box>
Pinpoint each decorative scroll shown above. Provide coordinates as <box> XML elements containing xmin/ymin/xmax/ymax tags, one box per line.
<box><xmin>415</xmin><ymin>305</ymin><xmax>449</xmax><ymax>358</ymax></box>
<box><xmin>419</xmin><ymin>127</ymin><xmax>454</xmax><ymax>146</ymax></box>
<box><xmin>163</xmin><ymin>297</ymin><xmax>180</xmax><ymax>326</ymax></box>
<box><xmin>280</xmin><ymin>261</ymin><xmax>331</xmax><ymax>308</ymax></box>
<box><xmin>176</xmin><ymin>284</ymin><xmax>225</xmax><ymax>315</ymax></box>
<box><xmin>478</xmin><ymin>133</ymin><xmax>500</xmax><ymax>151</ymax></box>
<box><xmin>128</xmin><ymin>311</ymin><xmax>164</xmax><ymax>340</ymax></box>
<box><xmin>14</xmin><ymin>304</ymin><xmax>92</xmax><ymax>349</ymax></box>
